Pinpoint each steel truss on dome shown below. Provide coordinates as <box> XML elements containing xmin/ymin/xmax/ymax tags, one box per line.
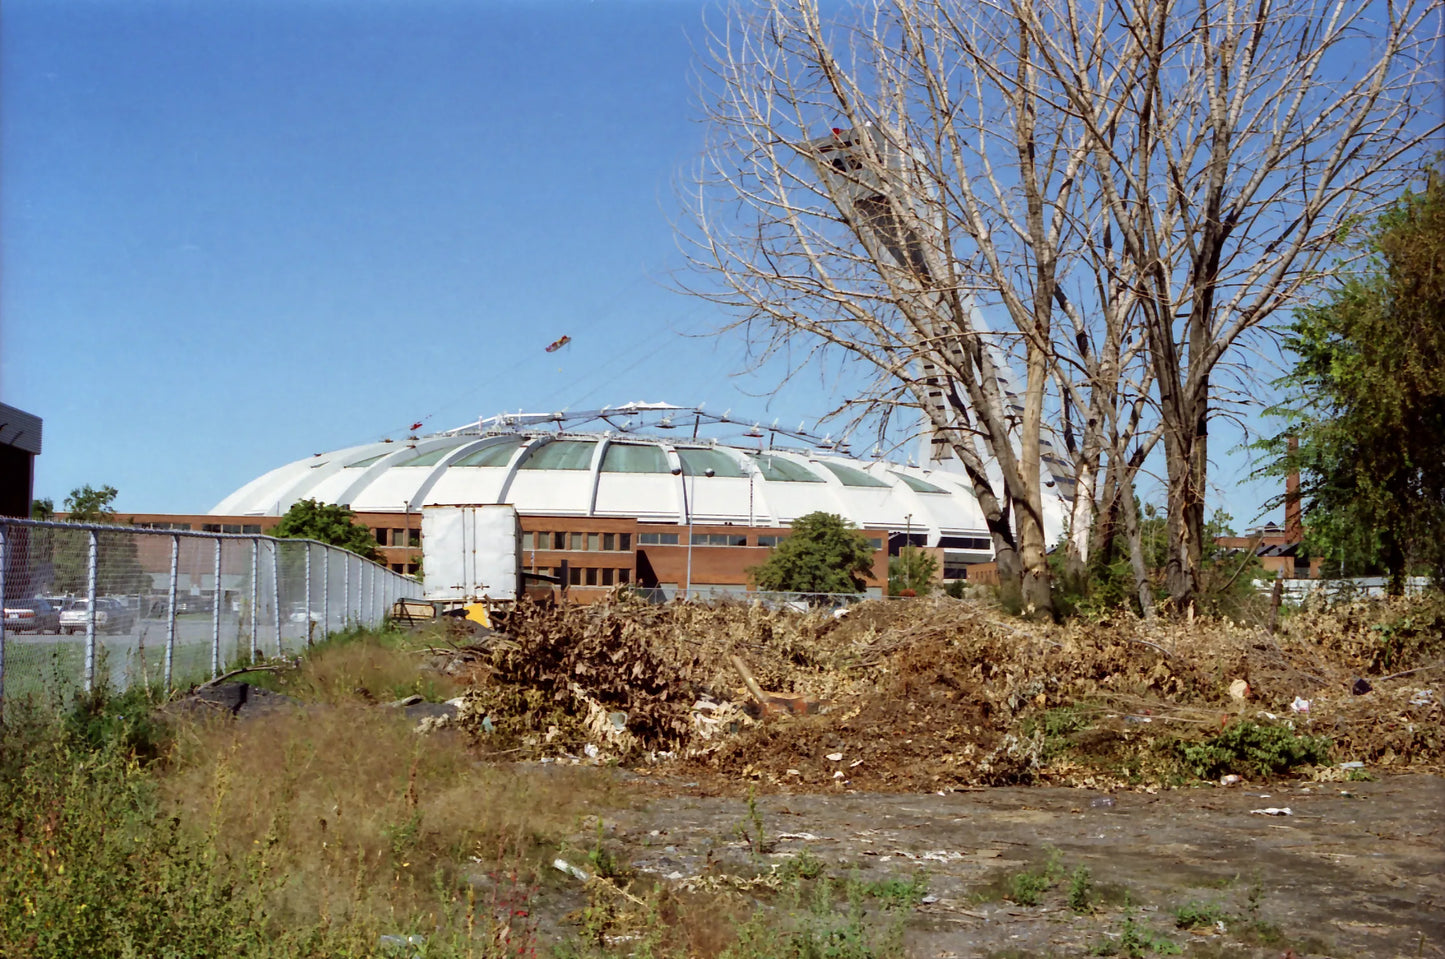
<box><xmin>445</xmin><ymin>402</ymin><xmax>852</xmax><ymax>454</ymax></box>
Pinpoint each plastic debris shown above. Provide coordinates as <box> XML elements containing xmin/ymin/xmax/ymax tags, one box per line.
<box><xmin>1220</xmin><ymin>774</ymin><xmax>1243</xmax><ymax>786</ymax></box>
<box><xmin>1339</xmin><ymin>761</ymin><xmax>1365</xmax><ymax>770</ymax></box>
<box><xmin>1290</xmin><ymin>697</ymin><xmax>1311</xmax><ymax>714</ymax></box>
<box><xmin>1089</xmin><ymin>795</ymin><xmax>1116</xmax><ymax>808</ymax></box>
<box><xmin>1409</xmin><ymin>689</ymin><xmax>1435</xmax><ymax>706</ymax></box>
<box><xmin>1250</xmin><ymin>807</ymin><xmax>1293</xmax><ymax>816</ymax></box>
<box><xmin>554</xmin><ymin>858</ymin><xmax>589</xmax><ymax>881</ymax></box>
<box><xmin>826</xmin><ymin>752</ymin><xmax>844</xmax><ymax>762</ymax></box>
<box><xmin>378</xmin><ymin>934</ymin><xmax>426</xmax><ymax>956</ymax></box>
<box><xmin>1350</xmin><ymin>677</ymin><xmax>1373</xmax><ymax>695</ymax></box>
<box><xmin>1228</xmin><ymin>679</ymin><xmax>1251</xmax><ymax>701</ymax></box>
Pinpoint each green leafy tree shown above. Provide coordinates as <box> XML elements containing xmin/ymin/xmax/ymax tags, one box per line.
<box><xmin>888</xmin><ymin>547</ymin><xmax>938</xmax><ymax>596</ymax></box>
<box><xmin>64</xmin><ymin>485</ymin><xmax>118</xmax><ymax>522</ymax></box>
<box><xmin>748</xmin><ymin>512</ymin><xmax>875</xmax><ymax>594</ymax></box>
<box><xmin>273</xmin><ymin>499</ymin><xmax>380</xmax><ymax>562</ymax></box>
<box><xmin>1260</xmin><ymin>171</ymin><xmax>1445</xmax><ymax>592</ymax></box>
<box><xmin>51</xmin><ymin>486</ymin><xmax>146</xmax><ymax>596</ymax></box>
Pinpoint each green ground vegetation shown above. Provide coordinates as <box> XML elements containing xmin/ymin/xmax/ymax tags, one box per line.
<box><xmin>0</xmin><ymin>625</ymin><xmax>933</xmax><ymax>958</ymax></box>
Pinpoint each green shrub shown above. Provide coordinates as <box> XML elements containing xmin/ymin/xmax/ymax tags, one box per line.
<box><xmin>1174</xmin><ymin>721</ymin><xmax>1331</xmax><ymax>779</ymax></box>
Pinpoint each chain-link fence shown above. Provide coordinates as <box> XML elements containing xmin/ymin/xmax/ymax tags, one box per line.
<box><xmin>0</xmin><ymin>518</ymin><xmax>423</xmax><ymax>708</ymax></box>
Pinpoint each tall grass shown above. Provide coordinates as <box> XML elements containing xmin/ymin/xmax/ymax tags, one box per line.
<box><xmin>0</xmin><ymin>634</ymin><xmax>620</xmax><ymax>958</ymax></box>
<box><xmin>241</xmin><ymin>622</ymin><xmax>465</xmax><ymax>705</ymax></box>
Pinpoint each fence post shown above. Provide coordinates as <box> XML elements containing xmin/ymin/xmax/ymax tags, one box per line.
<box><xmin>271</xmin><ymin>541</ymin><xmax>281</xmax><ymax>656</ymax></box>
<box><xmin>165</xmin><ymin>535</ymin><xmax>179</xmax><ymax>691</ymax></box>
<box><xmin>211</xmin><ymin>539</ymin><xmax>222</xmax><ymax>678</ymax></box>
<box><xmin>343</xmin><ymin>552</ymin><xmax>351</xmax><ymax>627</ymax></box>
<box><xmin>0</xmin><ymin>525</ymin><xmax>7</xmax><ymax>706</ymax></box>
<box><xmin>322</xmin><ymin>546</ymin><xmax>331</xmax><ymax>639</ymax></box>
<box><xmin>304</xmin><ymin>543</ymin><xmax>313</xmax><ymax>646</ymax></box>
<box><xmin>368</xmin><ymin>561</ymin><xmax>376</xmax><ymax>626</ymax></box>
<box><xmin>249</xmin><ymin>539</ymin><xmax>259</xmax><ymax>660</ymax></box>
<box><xmin>84</xmin><ymin>530</ymin><xmax>99</xmax><ymax>693</ymax></box>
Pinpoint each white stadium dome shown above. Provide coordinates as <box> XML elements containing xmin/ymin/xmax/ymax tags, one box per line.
<box><xmin>213</xmin><ymin>403</ymin><xmax>1070</xmax><ymax>550</ymax></box>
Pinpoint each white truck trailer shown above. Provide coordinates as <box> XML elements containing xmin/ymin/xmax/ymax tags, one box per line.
<box><xmin>420</xmin><ymin>504</ymin><xmax>524</xmax><ymax>604</ymax></box>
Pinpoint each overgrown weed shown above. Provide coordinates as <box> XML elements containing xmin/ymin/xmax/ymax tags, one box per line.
<box><xmin>1171</xmin><ymin>720</ymin><xmax>1331</xmax><ymax>780</ymax></box>
<box><xmin>240</xmin><ymin>621</ymin><xmax>462</xmax><ymax>704</ymax></box>
<box><xmin>162</xmin><ymin>699</ymin><xmax>617</xmax><ymax>927</ymax></box>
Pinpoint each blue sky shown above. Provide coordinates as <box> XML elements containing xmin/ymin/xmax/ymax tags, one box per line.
<box><xmin>3</xmin><ymin>0</ymin><xmax>1298</xmax><ymax>526</ymax></box>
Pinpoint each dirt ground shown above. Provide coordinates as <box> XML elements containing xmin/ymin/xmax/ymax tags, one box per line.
<box><xmin>432</xmin><ymin>594</ymin><xmax>1445</xmax><ymax>955</ymax></box>
<box><xmin>562</xmin><ymin>770</ymin><xmax>1443</xmax><ymax>958</ymax></box>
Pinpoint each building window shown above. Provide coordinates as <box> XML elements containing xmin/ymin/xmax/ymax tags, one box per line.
<box><xmin>569</xmin><ymin>532</ymin><xmax>584</xmax><ymax>550</ymax></box>
<box><xmin>390</xmin><ymin>563</ymin><xmax>404</xmax><ymax>573</ymax></box>
<box><xmin>585</xmin><ymin>567</ymin><xmax>598</xmax><ymax>586</ymax></box>
<box><xmin>602</xmin><ymin>532</ymin><xmax>615</xmax><ymax>551</ymax></box>
<box><xmin>553</xmin><ymin>531</ymin><xmax>566</xmax><ymax>550</ymax></box>
<box><xmin>587</xmin><ymin>532</ymin><xmax>600</xmax><ymax>551</ymax></box>
<box><xmin>568</xmin><ymin>566</ymin><xmax>583</xmax><ymax>586</ymax></box>
<box><xmin>938</xmin><ymin>536</ymin><xmax>992</xmax><ymax>550</ymax></box>
<box><xmin>618</xmin><ymin>532</ymin><xmax>631</xmax><ymax>551</ymax></box>
<box><xmin>638</xmin><ymin>532</ymin><xmax>679</xmax><ymax>546</ymax></box>
<box><xmin>376</xmin><ymin>528</ymin><xmax>387</xmax><ymax>544</ymax></box>
<box><xmin>408</xmin><ymin>530</ymin><xmax>420</xmax><ymax>547</ymax></box>
<box><xmin>406</xmin><ymin>563</ymin><xmax>419</xmax><ymax>575</ymax></box>
<box><xmin>601</xmin><ymin>568</ymin><xmax>615</xmax><ymax>586</ymax></box>
<box><xmin>618</xmin><ymin>569</ymin><xmax>631</xmax><ymax>584</ymax></box>
<box><xmin>757</xmin><ymin>535</ymin><xmax>788</xmax><ymax>547</ymax></box>
<box><xmin>691</xmin><ymin>533</ymin><xmax>748</xmax><ymax>546</ymax></box>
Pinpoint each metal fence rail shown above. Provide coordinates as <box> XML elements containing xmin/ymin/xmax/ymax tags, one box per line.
<box><xmin>0</xmin><ymin>517</ymin><xmax>423</xmax><ymax>708</ymax></box>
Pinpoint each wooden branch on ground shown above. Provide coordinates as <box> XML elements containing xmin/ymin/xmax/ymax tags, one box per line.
<box><xmin>195</xmin><ymin>661</ymin><xmax>296</xmax><ymax>690</ymax></box>
<box><xmin>731</xmin><ymin>654</ymin><xmax>770</xmax><ymax>706</ymax></box>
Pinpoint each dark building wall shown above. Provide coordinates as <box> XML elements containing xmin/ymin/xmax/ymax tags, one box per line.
<box><xmin>0</xmin><ymin>403</ymin><xmax>42</xmax><ymax>519</ymax></box>
<box><xmin>0</xmin><ymin>444</ymin><xmax>34</xmax><ymax>519</ymax></box>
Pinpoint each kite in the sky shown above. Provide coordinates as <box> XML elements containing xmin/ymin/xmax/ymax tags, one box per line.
<box><xmin>545</xmin><ymin>335</ymin><xmax>572</xmax><ymax>353</ymax></box>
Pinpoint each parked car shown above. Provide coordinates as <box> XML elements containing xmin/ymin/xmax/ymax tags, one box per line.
<box><xmin>287</xmin><ymin>603</ymin><xmax>321</xmax><ymax>624</ymax></box>
<box><xmin>59</xmin><ymin>597</ymin><xmax>137</xmax><ymax>635</ymax></box>
<box><xmin>3</xmin><ymin>598</ymin><xmax>62</xmax><ymax>633</ymax></box>
<box><xmin>175</xmin><ymin>594</ymin><xmax>214</xmax><ymax>614</ymax></box>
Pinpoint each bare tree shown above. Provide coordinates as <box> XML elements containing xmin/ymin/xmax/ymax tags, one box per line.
<box><xmin>1015</xmin><ymin>0</ymin><xmax>1439</xmax><ymax>608</ymax></box>
<box><xmin>688</xmin><ymin>0</ymin><xmax>1138</xmax><ymax>617</ymax></box>
<box><xmin>687</xmin><ymin>0</ymin><xmax>1438</xmax><ymax>616</ymax></box>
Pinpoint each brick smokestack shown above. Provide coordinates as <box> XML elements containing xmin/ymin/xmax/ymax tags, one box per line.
<box><xmin>1285</xmin><ymin>435</ymin><xmax>1303</xmax><ymax>542</ymax></box>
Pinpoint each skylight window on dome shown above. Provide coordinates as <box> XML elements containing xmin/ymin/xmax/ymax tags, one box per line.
<box><xmin>889</xmin><ymin>471</ymin><xmax>947</xmax><ymax>493</ymax></box>
<box><xmin>822</xmin><ymin>463</ymin><xmax>891</xmax><ymax>488</ymax></box>
<box><xmin>747</xmin><ymin>453</ymin><xmax>823</xmax><ymax>483</ymax></box>
<box><xmin>345</xmin><ymin>452</ymin><xmax>390</xmax><ymax>468</ymax></box>
<box><xmin>396</xmin><ymin>444</ymin><xmax>465</xmax><ymax>467</ymax></box>
<box><xmin>451</xmin><ymin>441</ymin><xmax>524</xmax><ymax>468</ymax></box>
<box><xmin>601</xmin><ymin>443</ymin><xmax>669</xmax><ymax>473</ymax></box>
<box><xmin>677</xmin><ymin>448</ymin><xmax>745</xmax><ymax>477</ymax></box>
<box><xmin>518</xmin><ymin>440</ymin><xmax>596</xmax><ymax>471</ymax></box>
